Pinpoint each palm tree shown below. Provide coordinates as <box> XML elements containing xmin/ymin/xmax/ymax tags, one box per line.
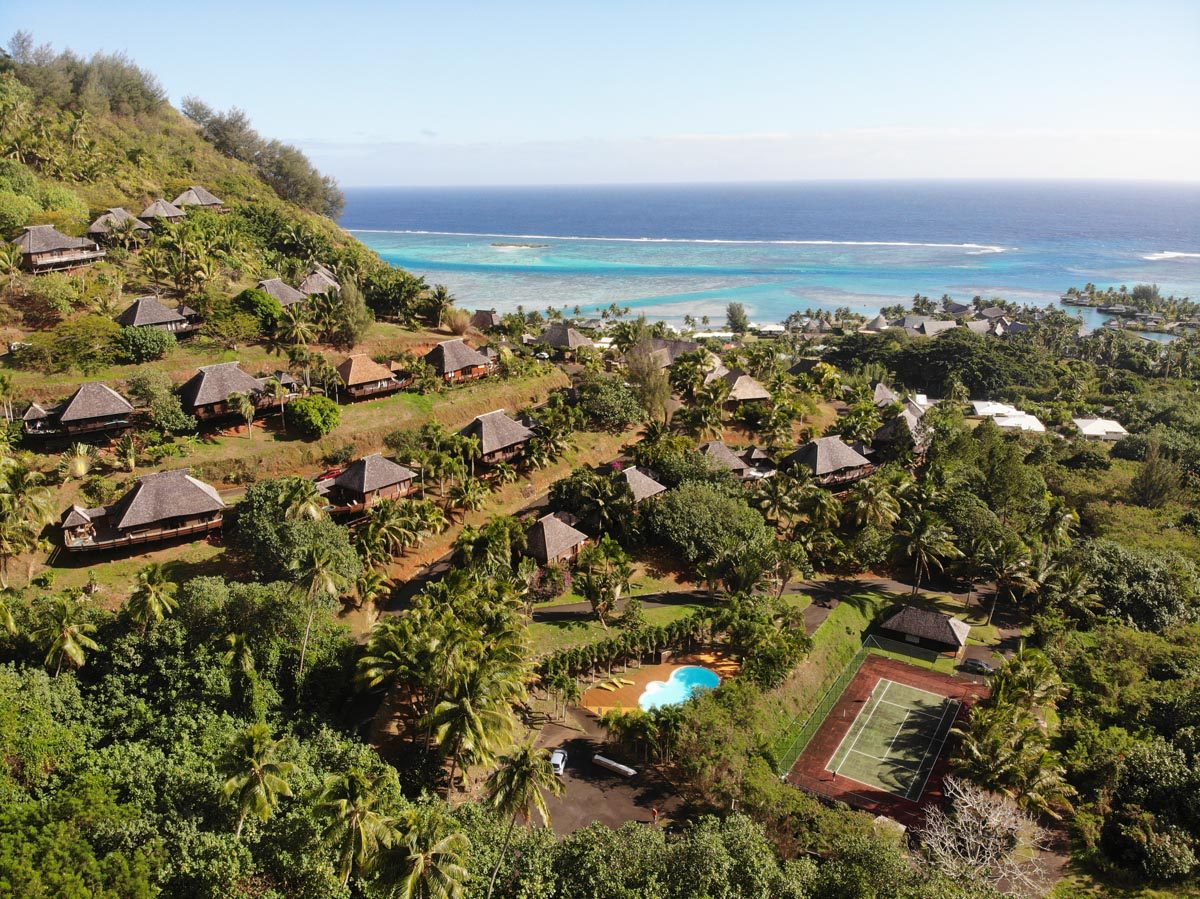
<box><xmin>979</xmin><ymin>536</ymin><xmax>1034</xmax><ymax>625</ymax></box>
<box><xmin>894</xmin><ymin>513</ymin><xmax>962</xmax><ymax>594</ymax></box>
<box><xmin>127</xmin><ymin>563</ymin><xmax>178</xmax><ymax>635</ymax></box>
<box><xmin>429</xmin><ymin>664</ymin><xmax>520</xmax><ymax>791</ymax></box>
<box><xmin>222</xmin><ymin>632</ymin><xmax>258</xmax><ymax>707</ymax></box>
<box><xmin>447</xmin><ymin>477</ymin><xmax>489</xmax><ymax>521</ymax></box>
<box><xmin>574</xmin><ymin>535</ymin><xmax>633</xmax><ymax>629</ymax></box>
<box><xmin>290</xmin><ymin>545</ymin><xmax>348</xmax><ymax>680</ymax></box>
<box><xmin>263</xmin><ymin>377</ymin><xmax>291</xmax><ymax>428</ymax></box>
<box><xmin>376</xmin><ymin>806</ymin><xmax>469</xmax><ymax>899</ymax></box>
<box><xmin>847</xmin><ymin>477</ymin><xmax>900</xmax><ymax>528</ymax></box>
<box><xmin>483</xmin><ymin>742</ymin><xmax>564</xmax><ymax>899</ymax></box>
<box><xmin>280</xmin><ymin>476</ymin><xmax>326</xmax><ymax>521</ymax></box>
<box><xmin>0</xmin><ymin>244</ymin><xmax>22</xmax><ymax>290</ymax></box>
<box><xmin>57</xmin><ymin>443</ymin><xmax>100</xmax><ymax>482</ymax></box>
<box><xmin>277</xmin><ymin>305</ymin><xmax>319</xmax><ymax>349</ymax></box>
<box><xmin>229</xmin><ymin>391</ymin><xmax>257</xmax><ymax>439</ymax></box>
<box><xmin>220</xmin><ymin>722</ymin><xmax>296</xmax><ymax>838</ymax></box>
<box><xmin>36</xmin><ymin>596</ymin><xmax>100</xmax><ymax>677</ymax></box>
<box><xmin>315</xmin><ymin>769</ymin><xmax>394</xmax><ymax>886</ymax></box>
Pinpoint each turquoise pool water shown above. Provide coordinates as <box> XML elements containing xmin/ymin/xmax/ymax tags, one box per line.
<box><xmin>638</xmin><ymin>665</ymin><xmax>721</xmax><ymax>711</ymax></box>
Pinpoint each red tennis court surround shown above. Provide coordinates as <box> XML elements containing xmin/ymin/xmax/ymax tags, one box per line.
<box><xmin>785</xmin><ymin>654</ymin><xmax>990</xmax><ymax>828</ymax></box>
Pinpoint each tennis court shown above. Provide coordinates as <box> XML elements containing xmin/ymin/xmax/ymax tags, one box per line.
<box><xmin>826</xmin><ymin>677</ymin><xmax>960</xmax><ymax>800</ymax></box>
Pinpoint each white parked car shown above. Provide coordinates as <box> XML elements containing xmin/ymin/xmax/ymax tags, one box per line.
<box><xmin>550</xmin><ymin>748</ymin><xmax>568</xmax><ymax>776</ymax></box>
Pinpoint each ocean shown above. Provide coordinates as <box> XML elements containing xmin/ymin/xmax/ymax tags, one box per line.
<box><xmin>339</xmin><ymin>182</ymin><xmax>1200</xmax><ymax>331</ymax></box>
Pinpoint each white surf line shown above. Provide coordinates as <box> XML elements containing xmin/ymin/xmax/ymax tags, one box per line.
<box><xmin>836</xmin><ymin>680</ymin><xmax>893</xmax><ymax>777</ymax></box>
<box><xmin>347</xmin><ymin>228</ymin><xmax>1011</xmax><ymax>252</ymax></box>
<box><xmin>904</xmin><ymin>699</ymin><xmax>962</xmax><ymax>802</ymax></box>
<box><xmin>828</xmin><ymin>678</ymin><xmax>889</xmax><ymax>775</ymax></box>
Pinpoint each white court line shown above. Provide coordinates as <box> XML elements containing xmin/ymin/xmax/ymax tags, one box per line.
<box><xmin>904</xmin><ymin>699</ymin><xmax>961</xmax><ymax>801</ymax></box>
<box><xmin>886</xmin><ymin>711</ymin><xmax>912</xmax><ymax>756</ymax></box>
<box><xmin>878</xmin><ymin>699</ymin><xmax>942</xmax><ymax>721</ymax></box>
<box><xmin>886</xmin><ymin>680</ymin><xmax>958</xmax><ymax>704</ymax></box>
<box><xmin>828</xmin><ymin>679</ymin><xmax>890</xmax><ymax>776</ymax></box>
<box><xmin>847</xmin><ymin>748</ymin><xmax>920</xmax><ymax>770</ymax></box>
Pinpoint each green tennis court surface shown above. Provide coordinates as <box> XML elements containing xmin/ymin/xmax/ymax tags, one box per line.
<box><xmin>826</xmin><ymin>678</ymin><xmax>960</xmax><ymax>800</ymax></box>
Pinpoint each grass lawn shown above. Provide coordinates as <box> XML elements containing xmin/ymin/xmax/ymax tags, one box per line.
<box><xmin>528</xmin><ymin>592</ymin><xmax>712</xmax><ymax>656</ymax></box>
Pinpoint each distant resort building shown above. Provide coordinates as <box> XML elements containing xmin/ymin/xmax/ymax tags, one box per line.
<box><xmin>470</xmin><ymin>309</ymin><xmax>503</xmax><ymax>331</ymax></box>
<box><xmin>320</xmin><ymin>454</ymin><xmax>416</xmax><ymax>512</ymax></box>
<box><xmin>718</xmin><ymin>369</ymin><xmax>771</xmax><ymax>405</ymax></box>
<box><xmin>1073</xmin><ymin>417</ymin><xmax>1129</xmax><ymax>441</ymax></box>
<box><xmin>872</xmin><ymin>382</ymin><xmax>901</xmax><ymax>407</ymax></box>
<box><xmin>640</xmin><ymin>337</ymin><xmax>702</xmax><ymax>369</ymax></box>
<box><xmin>11</xmin><ymin>225</ymin><xmax>105</xmax><ymax>273</ymax></box>
<box><xmin>461</xmin><ymin>410</ymin><xmax>535</xmax><ymax>465</ymax></box>
<box><xmin>698</xmin><ymin>440</ymin><xmax>752</xmax><ymax>478</ymax></box>
<box><xmin>172</xmin><ymin>185</ymin><xmax>224</xmax><ymax>212</ymax></box>
<box><xmin>87</xmin><ymin>208</ymin><xmax>150</xmax><ymax>240</ymax></box>
<box><xmin>878</xmin><ymin>606</ymin><xmax>970</xmax><ymax>658</ymax></box>
<box><xmin>617</xmin><ymin>466</ymin><xmax>667</xmax><ymax>503</ymax></box>
<box><xmin>784</xmin><ymin>436</ymin><xmax>874</xmax><ymax>487</ymax></box>
<box><xmin>424</xmin><ymin>339</ymin><xmax>490</xmax><ymax>382</ymax></box>
<box><xmin>542</xmin><ymin>322</ymin><xmax>593</xmax><ymax>356</ymax></box>
<box><xmin>61</xmin><ymin>469</ymin><xmax>225</xmax><ymax>552</ymax></box>
<box><xmin>115</xmin><ymin>295</ymin><xmax>200</xmax><ymax>334</ymax></box>
<box><xmin>257</xmin><ymin>278</ymin><xmax>307</xmax><ymax>307</ymax></box>
<box><xmin>298</xmin><ymin>264</ymin><xmax>340</xmax><ymax>296</ymax></box>
<box><xmin>527</xmin><ymin>512</ymin><xmax>589</xmax><ymax>565</ymax></box>
<box><xmin>337</xmin><ymin>354</ymin><xmax>402</xmax><ymax>401</ymax></box>
<box><xmin>970</xmin><ymin>401</ymin><xmax>1046</xmax><ymax>433</ymax></box>
<box><xmin>140</xmin><ymin>199</ymin><xmax>185</xmax><ymax>223</ymax></box>
<box><xmin>23</xmin><ymin>382</ymin><xmax>134</xmax><ymax>438</ymax></box>
<box><xmin>180</xmin><ymin>361</ymin><xmax>274</xmax><ymax>420</ymax></box>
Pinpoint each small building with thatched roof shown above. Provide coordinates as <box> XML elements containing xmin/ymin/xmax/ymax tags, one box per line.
<box><xmin>88</xmin><ymin>208</ymin><xmax>150</xmax><ymax>240</ymax></box>
<box><xmin>872</xmin><ymin>409</ymin><xmax>929</xmax><ymax>458</ymax></box>
<box><xmin>720</xmin><ymin>369</ymin><xmax>771</xmax><ymax>405</ymax></box>
<box><xmin>140</xmin><ymin>199</ymin><xmax>185</xmax><ymax>223</ymax></box>
<box><xmin>617</xmin><ymin>466</ymin><xmax>667</xmax><ymax>503</ymax></box>
<box><xmin>527</xmin><ymin>512</ymin><xmax>589</xmax><ymax>565</ymax></box>
<box><xmin>461</xmin><ymin>409</ymin><xmax>535</xmax><ymax>465</ymax></box>
<box><xmin>698</xmin><ymin>440</ymin><xmax>752</xmax><ymax>477</ymax></box>
<box><xmin>322</xmin><ymin>454</ymin><xmax>415</xmax><ymax>510</ymax></box>
<box><xmin>23</xmin><ymin>382</ymin><xmax>134</xmax><ymax>438</ymax></box>
<box><xmin>336</xmin><ymin>354</ymin><xmax>401</xmax><ymax>400</ymax></box>
<box><xmin>180</xmin><ymin>362</ymin><xmax>268</xmax><ymax>420</ymax></box>
<box><xmin>11</xmin><ymin>225</ymin><xmax>105</xmax><ymax>273</ymax></box>
<box><xmin>542</xmin><ymin>322</ymin><xmax>593</xmax><ymax>355</ymax></box>
<box><xmin>257</xmin><ymin>278</ymin><xmax>307</xmax><ymax>307</ymax></box>
<box><xmin>638</xmin><ymin>337</ymin><xmax>702</xmax><ymax>369</ymax></box>
<box><xmin>424</xmin><ymin>339</ymin><xmax>490</xmax><ymax>382</ymax></box>
<box><xmin>172</xmin><ymin>185</ymin><xmax>224</xmax><ymax>211</ymax></box>
<box><xmin>61</xmin><ymin>469</ymin><xmax>226</xmax><ymax>552</ymax></box>
<box><xmin>470</xmin><ymin>310</ymin><xmax>503</xmax><ymax>332</ymax></box>
<box><xmin>783</xmin><ymin>436</ymin><xmax>873</xmax><ymax>487</ymax></box>
<box><xmin>298</xmin><ymin>264</ymin><xmax>340</xmax><ymax>296</ymax></box>
<box><xmin>859</xmin><ymin>314</ymin><xmax>890</xmax><ymax>333</ymax></box>
<box><xmin>877</xmin><ymin>605</ymin><xmax>971</xmax><ymax>657</ymax></box>
<box><xmin>115</xmin><ymin>295</ymin><xmax>199</xmax><ymax>334</ymax></box>
<box><xmin>872</xmin><ymin>382</ymin><xmax>901</xmax><ymax>408</ymax></box>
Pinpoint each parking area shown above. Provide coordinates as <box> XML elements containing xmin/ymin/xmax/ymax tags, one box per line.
<box><xmin>535</xmin><ymin>712</ymin><xmax>682</xmax><ymax>835</ymax></box>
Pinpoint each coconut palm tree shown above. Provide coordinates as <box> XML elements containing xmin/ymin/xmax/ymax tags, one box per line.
<box><xmin>447</xmin><ymin>477</ymin><xmax>489</xmax><ymax>521</ymax></box>
<box><xmin>222</xmin><ymin>632</ymin><xmax>258</xmax><ymax>708</ymax></box>
<box><xmin>315</xmin><ymin>769</ymin><xmax>394</xmax><ymax>886</ymax></box>
<box><xmin>36</xmin><ymin>596</ymin><xmax>99</xmax><ymax>676</ymax></box>
<box><xmin>847</xmin><ymin>477</ymin><xmax>901</xmax><ymax>528</ymax></box>
<box><xmin>229</xmin><ymin>391</ymin><xmax>257</xmax><ymax>439</ymax></box>
<box><xmin>575</xmin><ymin>535</ymin><xmax>633</xmax><ymax>629</ymax></box>
<box><xmin>262</xmin><ymin>377</ymin><xmax>291</xmax><ymax>428</ymax></box>
<box><xmin>277</xmin><ymin>305</ymin><xmax>319</xmax><ymax>349</ymax></box>
<box><xmin>429</xmin><ymin>663</ymin><xmax>520</xmax><ymax>791</ymax></box>
<box><xmin>894</xmin><ymin>512</ymin><xmax>962</xmax><ymax>594</ymax></box>
<box><xmin>290</xmin><ymin>545</ymin><xmax>348</xmax><ymax>680</ymax></box>
<box><xmin>279</xmin><ymin>476</ymin><xmax>326</xmax><ymax>521</ymax></box>
<box><xmin>220</xmin><ymin>722</ymin><xmax>296</xmax><ymax>838</ymax></box>
<box><xmin>127</xmin><ymin>563</ymin><xmax>178</xmax><ymax>635</ymax></box>
<box><xmin>376</xmin><ymin>805</ymin><xmax>469</xmax><ymax>899</ymax></box>
<box><xmin>483</xmin><ymin>742</ymin><xmax>564</xmax><ymax>899</ymax></box>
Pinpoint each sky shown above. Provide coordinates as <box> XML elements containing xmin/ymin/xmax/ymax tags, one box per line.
<box><xmin>3</xmin><ymin>0</ymin><xmax>1199</xmax><ymax>186</ymax></box>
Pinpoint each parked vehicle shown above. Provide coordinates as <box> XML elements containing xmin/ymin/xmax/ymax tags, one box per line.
<box><xmin>550</xmin><ymin>748</ymin><xmax>568</xmax><ymax>775</ymax></box>
<box><xmin>961</xmin><ymin>658</ymin><xmax>994</xmax><ymax>675</ymax></box>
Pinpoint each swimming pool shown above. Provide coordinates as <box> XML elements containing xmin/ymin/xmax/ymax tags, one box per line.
<box><xmin>638</xmin><ymin>665</ymin><xmax>721</xmax><ymax>711</ymax></box>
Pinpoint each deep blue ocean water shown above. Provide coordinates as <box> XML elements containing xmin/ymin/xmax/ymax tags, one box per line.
<box><xmin>340</xmin><ymin>182</ymin><xmax>1200</xmax><ymax>329</ymax></box>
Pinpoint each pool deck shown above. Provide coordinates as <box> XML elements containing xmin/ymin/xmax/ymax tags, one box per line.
<box><xmin>581</xmin><ymin>649</ymin><xmax>740</xmax><ymax>714</ymax></box>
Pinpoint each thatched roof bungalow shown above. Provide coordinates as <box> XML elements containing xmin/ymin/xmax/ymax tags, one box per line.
<box><xmin>527</xmin><ymin>512</ymin><xmax>589</xmax><ymax>565</ymax></box>
<box><xmin>23</xmin><ymin>382</ymin><xmax>134</xmax><ymax>438</ymax></box>
<box><xmin>336</xmin><ymin>354</ymin><xmax>401</xmax><ymax>400</ymax></box>
<box><xmin>172</xmin><ymin>185</ymin><xmax>224</xmax><ymax>211</ymax></box>
<box><xmin>460</xmin><ymin>409</ymin><xmax>534</xmax><ymax>464</ymax></box>
<box><xmin>257</xmin><ymin>278</ymin><xmax>307</xmax><ymax>307</ymax></box>
<box><xmin>115</xmin><ymin>295</ymin><xmax>199</xmax><ymax>334</ymax></box>
<box><xmin>321</xmin><ymin>454</ymin><xmax>416</xmax><ymax>511</ymax></box>
<box><xmin>878</xmin><ymin>606</ymin><xmax>970</xmax><ymax>657</ymax></box>
<box><xmin>423</xmin><ymin>339</ymin><xmax>490</xmax><ymax>382</ymax></box>
<box><xmin>180</xmin><ymin>362</ymin><xmax>270</xmax><ymax>420</ymax></box>
<box><xmin>783</xmin><ymin>436</ymin><xmax>873</xmax><ymax>486</ymax></box>
<box><xmin>617</xmin><ymin>466</ymin><xmax>667</xmax><ymax>503</ymax></box>
<box><xmin>11</xmin><ymin>225</ymin><xmax>105</xmax><ymax>273</ymax></box>
<box><xmin>140</xmin><ymin>199</ymin><xmax>185</xmax><ymax>223</ymax></box>
<box><xmin>87</xmin><ymin>207</ymin><xmax>150</xmax><ymax>239</ymax></box>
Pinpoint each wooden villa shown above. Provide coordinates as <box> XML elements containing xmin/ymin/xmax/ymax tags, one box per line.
<box><xmin>641</xmin><ymin>337</ymin><xmax>702</xmax><ymax>370</ymax></box>
<box><xmin>470</xmin><ymin>310</ymin><xmax>503</xmax><ymax>332</ymax></box>
<box><xmin>460</xmin><ymin>409</ymin><xmax>535</xmax><ymax>465</ymax></box>
<box><xmin>61</xmin><ymin>469</ymin><xmax>225</xmax><ymax>552</ymax></box>
<box><xmin>298</xmin><ymin>263</ymin><xmax>340</xmax><ymax>296</ymax></box>
<box><xmin>116</xmin><ymin>295</ymin><xmax>200</xmax><ymax>335</ymax></box>
<box><xmin>319</xmin><ymin>454</ymin><xmax>416</xmax><ymax>512</ymax></box>
<box><xmin>698</xmin><ymin>440</ymin><xmax>752</xmax><ymax>478</ymax></box>
<box><xmin>11</xmin><ymin>225</ymin><xmax>105</xmax><ymax>273</ymax></box>
<box><xmin>617</xmin><ymin>466</ymin><xmax>667</xmax><ymax>503</ymax></box>
<box><xmin>179</xmin><ymin>362</ymin><xmax>271</xmax><ymax>420</ymax></box>
<box><xmin>783</xmin><ymin>436</ymin><xmax>874</xmax><ymax>487</ymax></box>
<box><xmin>336</xmin><ymin>354</ymin><xmax>402</xmax><ymax>400</ymax></box>
<box><xmin>87</xmin><ymin>208</ymin><xmax>151</xmax><ymax>241</ymax></box>
<box><xmin>172</xmin><ymin>185</ymin><xmax>224</xmax><ymax>212</ymax></box>
<box><xmin>718</xmin><ymin>368</ymin><xmax>771</xmax><ymax>405</ymax></box>
<box><xmin>877</xmin><ymin>606</ymin><xmax>970</xmax><ymax>659</ymax></box>
<box><xmin>543</xmin><ymin>322</ymin><xmax>593</xmax><ymax>356</ymax></box>
<box><xmin>424</xmin><ymin>339</ymin><xmax>490</xmax><ymax>383</ymax></box>
<box><xmin>140</xmin><ymin>199</ymin><xmax>186</xmax><ymax>223</ymax></box>
<box><xmin>257</xmin><ymin>278</ymin><xmax>308</xmax><ymax>307</ymax></box>
<box><xmin>23</xmin><ymin>382</ymin><xmax>134</xmax><ymax>438</ymax></box>
<box><xmin>527</xmin><ymin>512</ymin><xmax>589</xmax><ymax>566</ymax></box>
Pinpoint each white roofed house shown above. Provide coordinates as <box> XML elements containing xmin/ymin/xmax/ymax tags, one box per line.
<box><xmin>1073</xmin><ymin>417</ymin><xmax>1129</xmax><ymax>441</ymax></box>
<box><xmin>61</xmin><ymin>469</ymin><xmax>226</xmax><ymax>551</ymax></box>
<box><xmin>970</xmin><ymin>400</ymin><xmax>1046</xmax><ymax>433</ymax></box>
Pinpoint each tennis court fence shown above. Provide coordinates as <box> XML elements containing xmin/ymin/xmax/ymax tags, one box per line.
<box><xmin>772</xmin><ymin>634</ymin><xmax>942</xmax><ymax>774</ymax></box>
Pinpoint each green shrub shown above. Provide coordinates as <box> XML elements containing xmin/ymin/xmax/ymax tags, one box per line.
<box><xmin>287</xmin><ymin>395</ymin><xmax>340</xmax><ymax>439</ymax></box>
<box><xmin>113</xmin><ymin>326</ymin><xmax>175</xmax><ymax>363</ymax></box>
<box><xmin>0</xmin><ymin>188</ymin><xmax>41</xmax><ymax>235</ymax></box>
<box><xmin>232</xmin><ymin>287</ymin><xmax>283</xmax><ymax>331</ymax></box>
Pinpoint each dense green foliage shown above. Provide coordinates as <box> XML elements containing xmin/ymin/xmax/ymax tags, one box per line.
<box><xmin>288</xmin><ymin>395</ymin><xmax>342</xmax><ymax>439</ymax></box>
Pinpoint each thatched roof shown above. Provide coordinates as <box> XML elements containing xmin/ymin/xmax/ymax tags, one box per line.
<box><xmin>180</xmin><ymin>362</ymin><xmax>263</xmax><ymax>409</ymax></box>
<box><xmin>22</xmin><ymin>402</ymin><xmax>51</xmax><ymax>422</ymax></box>
<box><xmin>62</xmin><ymin>505</ymin><xmax>93</xmax><ymax>528</ymax></box>
<box><xmin>12</xmin><ymin>225</ymin><xmax>97</xmax><ymax>254</ymax></box>
<box><xmin>172</xmin><ymin>185</ymin><xmax>223</xmax><ymax>208</ymax></box>
<box><xmin>140</xmin><ymin>199</ymin><xmax>185</xmax><ymax>220</ymax></box>
<box><xmin>88</xmin><ymin>207</ymin><xmax>150</xmax><ymax>235</ymax></box>
<box><xmin>785</xmin><ymin>436</ymin><xmax>870</xmax><ymax>476</ymax></box>
<box><xmin>722</xmin><ymin>369</ymin><xmax>770</xmax><ymax>402</ymax></box>
<box><xmin>543</xmin><ymin>322</ymin><xmax>593</xmax><ymax>350</ymax></box>
<box><xmin>874</xmin><ymin>409</ymin><xmax>927</xmax><ymax>448</ymax></box>
<box><xmin>298</xmin><ymin>266</ymin><xmax>340</xmax><ymax>296</ymax></box>
<box><xmin>337</xmin><ymin>354</ymin><xmax>396</xmax><ymax>387</ymax></box>
<box><xmin>863</xmin><ymin>314</ymin><xmax>890</xmax><ymax>331</ymax></box>
<box><xmin>471</xmin><ymin>310</ymin><xmax>502</xmax><ymax>331</ymax></box>
<box><xmin>257</xmin><ymin>278</ymin><xmax>307</xmax><ymax>306</ymax></box>
<box><xmin>108</xmin><ymin>469</ymin><xmax>225</xmax><ymax>530</ymax></box>
<box><xmin>424</xmin><ymin>339</ymin><xmax>488</xmax><ymax>375</ymax></box>
<box><xmin>461</xmin><ymin>409</ymin><xmax>534</xmax><ymax>455</ymax></box>
<box><xmin>618</xmin><ymin>466</ymin><xmax>666</xmax><ymax>502</ymax></box>
<box><xmin>880</xmin><ymin>606</ymin><xmax>970</xmax><ymax>648</ymax></box>
<box><xmin>639</xmin><ymin>338</ymin><xmax>702</xmax><ymax>369</ymax></box>
<box><xmin>917</xmin><ymin>320</ymin><xmax>958</xmax><ymax>337</ymax></box>
<box><xmin>58</xmin><ymin>382</ymin><xmax>133</xmax><ymax>423</ymax></box>
<box><xmin>698</xmin><ymin>441</ymin><xmax>750</xmax><ymax>472</ymax></box>
<box><xmin>873</xmin><ymin>382</ymin><xmax>901</xmax><ymax>407</ymax></box>
<box><xmin>527</xmin><ymin>513</ymin><xmax>588</xmax><ymax>564</ymax></box>
<box><xmin>116</xmin><ymin>295</ymin><xmax>187</xmax><ymax>328</ymax></box>
<box><xmin>332</xmin><ymin>454</ymin><xmax>415</xmax><ymax>495</ymax></box>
